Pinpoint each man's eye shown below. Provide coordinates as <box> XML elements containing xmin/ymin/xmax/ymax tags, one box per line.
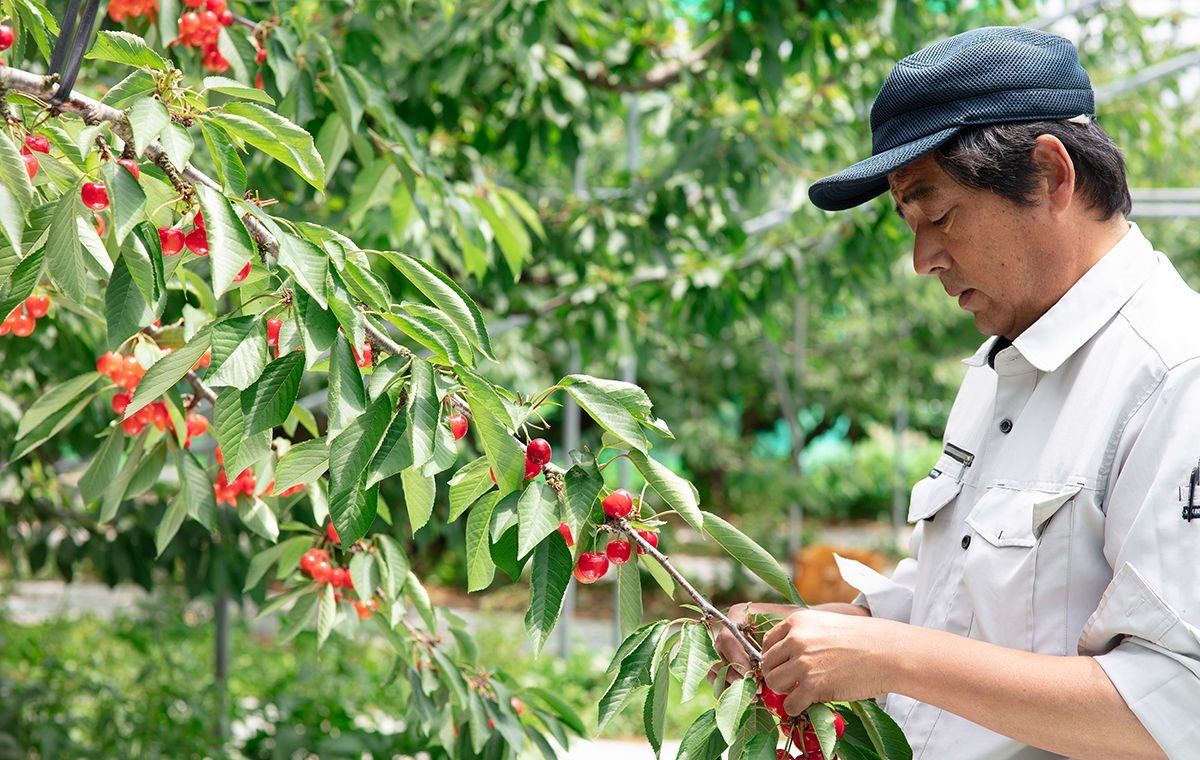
<box><xmin>931</xmin><ymin>214</ymin><xmax>948</xmax><ymax>227</ymax></box>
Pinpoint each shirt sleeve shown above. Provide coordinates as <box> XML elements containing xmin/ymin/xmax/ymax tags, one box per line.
<box><xmin>1082</xmin><ymin>358</ymin><xmax>1200</xmax><ymax>759</ymax></box>
<box><xmin>837</xmin><ymin>550</ymin><xmax>920</xmax><ymax>623</ymax></box>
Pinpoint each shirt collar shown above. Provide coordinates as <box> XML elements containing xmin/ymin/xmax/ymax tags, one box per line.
<box><xmin>963</xmin><ymin>223</ymin><xmax>1158</xmax><ymax>372</ymax></box>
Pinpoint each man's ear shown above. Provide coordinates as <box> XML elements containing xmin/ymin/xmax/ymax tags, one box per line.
<box><xmin>1031</xmin><ymin>134</ymin><xmax>1076</xmax><ymax>212</ymax></box>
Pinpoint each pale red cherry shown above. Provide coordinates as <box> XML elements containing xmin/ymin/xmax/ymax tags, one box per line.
<box><xmin>22</xmin><ymin>152</ymin><xmax>37</xmax><ymax>180</ymax></box>
<box><xmin>24</xmin><ymin>135</ymin><xmax>49</xmax><ymax>154</ymax></box>
<box><xmin>218</xmin><ymin>9</ymin><xmax>233</xmax><ymax>25</ymax></box>
<box><xmin>557</xmin><ymin>522</ymin><xmax>574</xmax><ymax>547</ymax></box>
<box><xmin>354</xmin><ymin>600</ymin><xmax>372</xmax><ymax>619</ymax></box>
<box><xmin>266</xmin><ymin>318</ymin><xmax>281</xmax><ymax>347</ymax></box>
<box><xmin>122</xmin><ymin>416</ymin><xmax>145</xmax><ymax>435</ymax></box>
<box><xmin>10</xmin><ymin>312</ymin><xmax>34</xmax><ymax>337</ymax></box>
<box><xmin>185</xmin><ymin>227</ymin><xmax>208</xmax><ymax>256</ymax></box>
<box><xmin>311</xmin><ymin>559</ymin><xmax>332</xmax><ymax>584</ymax></box>
<box><xmin>448</xmin><ymin>413</ymin><xmax>468</xmax><ymax>441</ymax></box>
<box><xmin>577</xmin><ymin>552</ymin><xmax>609</xmax><ymax>582</ymax></box>
<box><xmin>159</xmin><ymin>227</ymin><xmax>185</xmax><ymax>256</ymax></box>
<box><xmin>525</xmin><ymin>438</ymin><xmax>551</xmax><ymax>466</ymax></box>
<box><xmin>112</xmin><ymin>393</ymin><xmax>131</xmax><ymax>415</ymax></box>
<box><xmin>117</xmin><ymin>158</ymin><xmax>140</xmax><ymax>180</ymax></box>
<box><xmin>24</xmin><ymin>295</ymin><xmax>49</xmax><ymax>318</ymax></box>
<box><xmin>760</xmin><ymin>687</ymin><xmax>789</xmax><ymax>718</ymax></box>
<box><xmin>511</xmin><ymin>696</ymin><xmax>523</xmax><ymax>715</ymax></box>
<box><xmin>326</xmin><ymin>521</ymin><xmax>340</xmax><ymax>544</ymax></box>
<box><xmin>524</xmin><ymin>458</ymin><xmax>541</xmax><ymax>479</ymax></box>
<box><xmin>605</xmin><ymin>539</ymin><xmax>632</xmax><ymax>565</ymax></box>
<box><xmin>330</xmin><ymin>567</ymin><xmax>346</xmax><ymax>588</ymax></box>
<box><xmin>232</xmin><ymin>261</ymin><xmax>251</xmax><ymax>282</ymax></box>
<box><xmin>186</xmin><ymin>413</ymin><xmax>207</xmax><ymax>437</ymax></box>
<box><xmin>636</xmin><ymin>529</ymin><xmax>659</xmax><ymax>554</ymax></box>
<box><xmin>834</xmin><ymin>713</ymin><xmax>845</xmax><ymax>739</ymax></box>
<box><xmin>255</xmin><ymin>47</ymin><xmax>267</xmax><ymax>64</ymax></box>
<box><xmin>81</xmin><ymin>182</ymin><xmax>109</xmax><ymax>210</ymax></box>
<box><xmin>602</xmin><ymin>489</ymin><xmax>634</xmax><ymax>518</ymax></box>
<box><xmin>299</xmin><ymin>549</ymin><xmax>318</xmax><ymax>575</ymax></box>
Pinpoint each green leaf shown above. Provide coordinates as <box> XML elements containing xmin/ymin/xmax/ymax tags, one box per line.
<box><xmin>677</xmin><ymin>709</ymin><xmax>727</xmax><ymax>760</ymax></box>
<box><xmin>206</xmin><ymin>315</ymin><xmax>267</xmax><ymax>390</ymax></box>
<box><xmin>200</xmin><ymin>121</ymin><xmax>248</xmax><ymax>198</ymax></box>
<box><xmin>244</xmin><ymin>536</ymin><xmax>310</xmax><ymax>592</ymax></box>
<box><xmin>406</xmin><ymin>359</ymin><xmax>438</xmax><ymax>469</ymax></box>
<box><xmin>278</xmin><ymin>588</ymin><xmax>320</xmax><ymax>644</ymax></box>
<box><xmin>349</xmin><ymin>552</ymin><xmax>379</xmax><ymax>599</ymax></box>
<box><xmin>99</xmin><ymin>432</ymin><xmax>146</xmax><ymax>523</ymax></box>
<box><xmin>517</xmin><ymin>481</ymin><xmax>559</xmax><ymax>559</ymax></box>
<box><xmin>701</xmin><ymin>511</ymin><xmax>804</xmax><ymax>606</ymax></box>
<box><xmin>241</xmin><ymin>350</ymin><xmax>305</xmax><ymax>436</ymax></box>
<box><xmin>196</xmin><ymin>185</ymin><xmax>257</xmax><ymax>296</ymax></box>
<box><xmin>203</xmin><ymin>75</ymin><xmax>276</xmax><ymax>105</ymax></box>
<box><xmin>489</xmin><ymin>524</ymin><xmax>525</xmax><ymax>583</ymax></box>
<box><xmin>736</xmin><ymin>728</ymin><xmax>779</xmax><ymax>760</ymax></box>
<box><xmin>495</xmin><ymin>185</ymin><xmax>546</xmax><ymax>241</ymax></box>
<box><xmin>404</xmin><ymin>570</ymin><xmax>436</xmax><ymax>630</ymax></box>
<box><xmin>327</xmin><ymin>330</ymin><xmax>366</xmax><ymax>441</ymax></box>
<box><xmin>457</xmin><ymin>367</ymin><xmax>524</xmax><ymax>494</ymax></box>
<box><xmin>560</xmin><ymin>375</ymin><xmax>650</xmax><ymax>454</ymax></box>
<box><xmin>317</xmin><ymin>583</ymin><xmax>337</xmax><ymax>649</ymax></box>
<box><xmin>86</xmin><ymin>30</ymin><xmax>169</xmax><ymax>69</ymax></box>
<box><xmin>448</xmin><ymin>456</ymin><xmax>494</xmax><ymax>521</ymax></box>
<box><xmin>276</xmin><ymin>231</ymin><xmax>329</xmax><ymax>309</ymax></box>
<box><xmin>376</xmin><ymin>534</ymin><xmax>409</xmax><ymax>602</ymax></box>
<box><xmin>523</xmin><ymin>531</ymin><xmax>572</xmax><ymax>656</ymax></box>
<box><xmin>274</xmin><ymin>438</ymin><xmax>330</xmax><ymax>493</ymax></box>
<box><xmin>561</xmin><ymin>457</ymin><xmax>603</xmax><ymax>539</ymax></box>
<box><xmin>373</xmin><ymin>249</ymin><xmax>494</xmax><ymax>361</ymax></box>
<box><xmin>382</xmin><ymin>307</ymin><xmax>464</xmax><ymax>365</ymax></box>
<box><xmin>208</xmin><ymin>102</ymin><xmax>325</xmax><ymax>191</ymax></box>
<box><xmin>365</xmin><ymin>411</ymin><xmax>412</xmax><ymax>488</ymax></box>
<box><xmin>128</xmin><ymin>97</ymin><xmax>170</xmax><ymax>158</ymax></box>
<box><xmin>0</xmin><ymin>247</ymin><xmax>46</xmax><ymax>325</ymax></box>
<box><xmin>10</xmin><ymin>387</ymin><xmax>101</xmax><ymax>462</ymax></box>
<box><xmin>617</xmin><ymin>560</ymin><xmax>643</xmax><ymax>638</ymax></box>
<box><xmin>254</xmin><ymin>584</ymin><xmax>308</xmax><ymax>620</ymax></box>
<box><xmin>343</xmin><ymin>256</ymin><xmax>391</xmax><ymax>312</ymax></box>
<box><xmin>237</xmin><ymin>497</ymin><xmax>280</xmax><ymax>541</ymax></box>
<box><xmin>808</xmin><ymin>703</ymin><xmax>840</xmax><ymax>759</ymax></box>
<box><xmin>100</xmin><ymin>162</ymin><xmax>147</xmax><ymax>245</ymax></box>
<box><xmin>16</xmin><ymin>372</ymin><xmax>101</xmax><ymax>441</ymax></box>
<box><xmin>527</xmin><ymin>687</ymin><xmax>588</xmax><ymax>737</ymax></box>
<box><xmin>156</xmin><ymin>493</ymin><xmax>187</xmax><ymax>557</ymax></box>
<box><xmin>465</xmin><ymin>493</ymin><xmax>497</xmax><ymax>592</ymax></box>
<box><xmin>851</xmin><ymin>700</ymin><xmax>912</xmax><ymax>760</ymax></box>
<box><xmin>348</xmin><ymin>156</ymin><xmax>399</xmax><ymax>228</ymax></box>
<box><xmin>644</xmin><ymin>656</ymin><xmax>671</xmax><ymax>758</ymax></box>
<box><xmin>127</xmin><ymin>325</ymin><xmax>211</xmax><ymax>417</ymax></box>
<box><xmin>402</xmin><ymin>302</ymin><xmax>473</xmax><ymax>362</ymax></box>
<box><xmin>671</xmin><ymin>622</ymin><xmax>721</xmax><ymax>703</ymax></box>
<box><xmin>467</xmin><ymin>690</ymin><xmax>491</xmax><ymax>754</ymax></box>
<box><xmin>214</xmin><ymin>387</ymin><xmax>271</xmax><ymax>477</ymax></box>
<box><xmin>0</xmin><ymin>130</ymin><xmax>33</xmax><ymax>221</ymax></box>
<box><xmin>598</xmin><ymin>623</ymin><xmax>665</xmax><ymax>732</ymax></box>
<box><xmin>471</xmin><ymin>194</ymin><xmax>529</xmax><ymax>278</ymax></box>
<box><xmin>79</xmin><ymin>424</ymin><xmax>125</xmax><ymax>504</ymax></box>
<box><xmin>157</xmin><ymin>123</ymin><xmax>194</xmax><ymax>172</ymax></box>
<box><xmin>716</xmin><ymin>676</ymin><xmax>758</xmax><ymax>745</ymax></box>
<box><xmin>174</xmin><ymin>442</ymin><xmax>218</xmax><ymax>530</ymax></box>
<box><xmin>628</xmin><ymin>449</ymin><xmax>704</xmax><ymax>535</ymax></box>
<box><xmin>329</xmin><ymin>398</ymin><xmax>395</xmax><ymax>543</ymax></box>
<box><xmin>46</xmin><ymin>186</ymin><xmax>86</xmax><ymax>303</ymax></box>
<box><xmin>401</xmin><ymin>466</ymin><xmax>435</xmax><ymax>533</ymax></box>
<box><xmin>101</xmin><ymin>69</ymin><xmax>157</xmax><ymax>109</ymax></box>
<box><xmin>124</xmin><ymin>439</ymin><xmax>167</xmax><ymax>499</ymax></box>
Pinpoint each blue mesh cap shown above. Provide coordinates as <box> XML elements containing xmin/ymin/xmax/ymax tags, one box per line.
<box><xmin>808</xmin><ymin>27</ymin><xmax>1095</xmax><ymax>211</ymax></box>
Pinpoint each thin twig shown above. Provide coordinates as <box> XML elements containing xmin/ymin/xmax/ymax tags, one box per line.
<box><xmin>617</xmin><ymin>516</ymin><xmax>763</xmax><ymax>665</ymax></box>
<box><xmin>184</xmin><ymin>370</ymin><xmax>219</xmax><ymax>406</ymax></box>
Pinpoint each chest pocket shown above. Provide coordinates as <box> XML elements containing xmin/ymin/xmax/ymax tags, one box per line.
<box><xmin>907</xmin><ymin>451</ymin><xmax>969</xmax><ymax>523</ymax></box>
<box><xmin>966</xmin><ymin>483</ymin><xmax>1083</xmax><ymax>547</ymax></box>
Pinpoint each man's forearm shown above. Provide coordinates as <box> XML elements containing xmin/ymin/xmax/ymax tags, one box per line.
<box><xmin>889</xmin><ymin>625</ymin><xmax>1165</xmax><ymax>760</ymax></box>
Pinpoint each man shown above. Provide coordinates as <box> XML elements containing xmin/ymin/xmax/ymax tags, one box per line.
<box><xmin>714</xmin><ymin>27</ymin><xmax>1200</xmax><ymax>760</ymax></box>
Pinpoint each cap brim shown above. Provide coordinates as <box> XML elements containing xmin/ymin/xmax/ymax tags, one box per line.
<box><xmin>808</xmin><ymin>126</ymin><xmax>961</xmax><ymax>211</ymax></box>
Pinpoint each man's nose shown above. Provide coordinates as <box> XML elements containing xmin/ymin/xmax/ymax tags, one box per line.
<box><xmin>912</xmin><ymin>228</ymin><xmax>950</xmax><ymax>276</ymax></box>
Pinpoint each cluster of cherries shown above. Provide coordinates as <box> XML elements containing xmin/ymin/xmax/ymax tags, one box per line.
<box><xmin>210</xmin><ymin>445</ymin><xmax>304</xmax><ymax>505</ymax></box>
<box><xmin>761</xmin><ymin>688</ymin><xmax>846</xmax><ymax>760</ymax></box>
<box><xmin>488</xmin><ymin>436</ymin><xmax>552</xmax><ymax>483</ymax></box>
<box><xmin>20</xmin><ymin>134</ymin><xmax>49</xmax><ymax>180</ymax></box>
<box><xmin>174</xmin><ymin>0</ymin><xmax>235</xmax><ymax>72</ymax></box>
<box><xmin>97</xmin><ymin>350</ymin><xmax>147</xmax><ymax>393</ymax></box>
<box><xmin>571</xmin><ymin>489</ymin><xmax>659</xmax><ymax>584</ymax></box>
<box><xmin>300</xmin><ymin>523</ymin><xmax>377</xmax><ymax>619</ymax></box>
<box><xmin>80</xmin><ymin>159</ymin><xmax>141</xmax><ymax>218</ymax></box>
<box><xmin>0</xmin><ymin>294</ymin><xmax>50</xmax><ymax>337</ymax></box>
<box><xmin>107</xmin><ymin>0</ymin><xmax>158</xmax><ymax>23</ymax></box>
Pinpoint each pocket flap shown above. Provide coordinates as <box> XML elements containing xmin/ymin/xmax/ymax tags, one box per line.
<box><xmin>907</xmin><ymin>473</ymin><xmax>964</xmax><ymax>523</ymax></box>
<box><xmin>966</xmin><ymin>483</ymin><xmax>1083</xmax><ymax>548</ymax></box>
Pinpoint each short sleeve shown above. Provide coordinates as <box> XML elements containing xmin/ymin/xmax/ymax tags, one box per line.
<box><xmin>838</xmin><ymin>554</ymin><xmax>919</xmax><ymax>624</ymax></box>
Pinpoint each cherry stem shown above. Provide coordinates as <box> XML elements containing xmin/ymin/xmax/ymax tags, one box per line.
<box><xmin>615</xmin><ymin>516</ymin><xmax>763</xmax><ymax>665</ymax></box>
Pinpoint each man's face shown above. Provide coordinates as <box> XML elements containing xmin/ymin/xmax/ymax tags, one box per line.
<box><xmin>888</xmin><ymin>153</ymin><xmax>1064</xmax><ymax>340</ymax></box>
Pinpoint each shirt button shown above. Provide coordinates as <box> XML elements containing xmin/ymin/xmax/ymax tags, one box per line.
<box><xmin>999</xmin><ymin>418</ymin><xmax>1013</xmax><ymax>434</ymax></box>
<box><xmin>961</xmin><ymin>535</ymin><xmax>971</xmax><ymax>549</ymax></box>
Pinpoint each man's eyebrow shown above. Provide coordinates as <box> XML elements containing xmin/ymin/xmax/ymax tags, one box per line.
<box><xmin>892</xmin><ymin>182</ymin><xmax>940</xmax><ymax>220</ymax></box>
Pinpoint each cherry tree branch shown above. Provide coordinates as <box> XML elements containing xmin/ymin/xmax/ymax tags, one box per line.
<box><xmin>561</xmin><ymin>32</ymin><xmax>731</xmax><ymax>93</ymax></box>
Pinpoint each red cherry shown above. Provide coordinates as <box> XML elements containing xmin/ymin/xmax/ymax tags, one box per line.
<box><xmin>299</xmin><ymin>549</ymin><xmax>317</xmax><ymax>575</ymax></box>
<box><xmin>0</xmin><ymin>26</ymin><xmax>12</xmax><ymax>52</ymax></box>
<box><xmin>159</xmin><ymin>227</ymin><xmax>185</xmax><ymax>256</ymax></box>
<box><xmin>489</xmin><ymin>468</ymin><xmax>496</xmax><ymax>484</ymax></box>
<box><xmin>232</xmin><ymin>261</ymin><xmax>251</xmax><ymax>282</ymax></box>
<box><xmin>10</xmin><ymin>312</ymin><xmax>34</xmax><ymax>337</ymax></box>
<box><xmin>122</xmin><ymin>355</ymin><xmax>144</xmax><ymax>378</ymax></box>
<box><xmin>98</xmin><ymin>351</ymin><xmax>122</xmax><ymax>375</ymax></box>
<box><xmin>326</xmin><ymin>521</ymin><xmax>340</xmax><ymax>544</ymax></box>
<box><xmin>602</xmin><ymin>489</ymin><xmax>634</xmax><ymax>519</ymax></box>
<box><xmin>81</xmin><ymin>182</ymin><xmax>109</xmax><ymax>210</ymax></box>
<box><xmin>511</xmin><ymin>696</ymin><xmax>523</xmax><ymax>715</ymax></box>
<box><xmin>266</xmin><ymin>318</ymin><xmax>281</xmax><ymax>346</ymax></box>
<box><xmin>526</xmin><ymin>438</ymin><xmax>551</xmax><ymax>466</ymax></box>
<box><xmin>24</xmin><ymin>135</ymin><xmax>49</xmax><ymax>154</ymax></box>
<box><xmin>637</xmin><ymin>529</ymin><xmax>659</xmax><ymax>554</ymax></box>
<box><xmin>215</xmin><ymin>445</ymin><xmax>223</xmax><ymax>466</ymax></box>
<box><xmin>330</xmin><ymin>568</ymin><xmax>346</xmax><ymax>588</ymax></box>
<box><xmin>205</xmin><ymin>0</ymin><xmax>226</xmax><ymax>14</ymax></box>
<box><xmin>185</xmin><ymin>227</ymin><xmax>208</xmax><ymax>255</ymax></box>
<box><xmin>22</xmin><ymin>152</ymin><xmax>37</xmax><ymax>180</ymax></box>
<box><xmin>255</xmin><ymin>71</ymin><xmax>264</xmax><ymax>90</ymax></box>
<box><xmin>199</xmin><ymin>10</ymin><xmax>217</xmax><ymax>27</ymax></box>
<box><xmin>122</xmin><ymin>416</ymin><xmax>145</xmax><ymax>435</ymax></box>
<box><xmin>760</xmin><ymin>687</ymin><xmax>789</xmax><ymax>718</ymax></box>
<box><xmin>777</xmin><ymin>751</ymin><xmax>795</xmax><ymax>760</ymax></box>
<box><xmin>112</xmin><ymin>393</ymin><xmax>131</xmax><ymax>415</ymax></box>
<box><xmin>557</xmin><ymin>522</ymin><xmax>574</xmax><ymax>547</ymax></box>
<box><xmin>93</xmin><ymin>214</ymin><xmax>106</xmax><ymax>236</ymax></box>
<box><xmin>448</xmin><ymin>413</ymin><xmax>468</xmax><ymax>441</ymax></box>
<box><xmin>572</xmin><ymin>566</ymin><xmax>595</xmax><ymax>585</ymax></box>
<box><xmin>193</xmin><ymin>348</ymin><xmax>212</xmax><ymax>369</ymax></box>
<box><xmin>311</xmin><ymin>560</ymin><xmax>332</xmax><ymax>584</ymax></box>
<box><xmin>577</xmin><ymin>552</ymin><xmax>609</xmax><ymax>582</ymax></box>
<box><xmin>354</xmin><ymin>600</ymin><xmax>372</xmax><ymax>619</ymax></box>
<box><xmin>255</xmin><ymin>47</ymin><xmax>267</xmax><ymax>65</ymax></box>
<box><xmin>834</xmin><ymin>713</ymin><xmax>845</xmax><ymax>739</ymax></box>
<box><xmin>183</xmin><ymin>0</ymin><xmax>204</xmax><ymax>9</ymax></box>
<box><xmin>117</xmin><ymin>158</ymin><xmax>140</xmax><ymax>180</ymax></box>
<box><xmin>524</xmin><ymin>458</ymin><xmax>542</xmax><ymax>479</ymax></box>
<box><xmin>342</xmin><ymin>569</ymin><xmax>354</xmax><ymax>591</ymax></box>
<box><xmin>791</xmin><ymin>727</ymin><xmax>822</xmax><ymax>758</ymax></box>
<box><xmin>218</xmin><ymin>9</ymin><xmax>233</xmax><ymax>25</ymax></box>
<box><xmin>186</xmin><ymin>413</ymin><xmax>207</xmax><ymax>437</ymax></box>
<box><xmin>605</xmin><ymin>539</ymin><xmax>632</xmax><ymax>565</ymax></box>
<box><xmin>24</xmin><ymin>295</ymin><xmax>49</xmax><ymax>318</ymax></box>
<box><xmin>355</xmin><ymin>342</ymin><xmax>372</xmax><ymax>368</ymax></box>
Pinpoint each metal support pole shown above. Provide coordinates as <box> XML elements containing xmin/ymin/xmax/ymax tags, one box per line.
<box><xmin>214</xmin><ymin>591</ymin><xmax>231</xmax><ymax>740</ymax></box>
<box><xmin>891</xmin><ymin>322</ymin><xmax>912</xmax><ymax>551</ymax></box>
<box><xmin>615</xmin><ymin>321</ymin><xmax>636</xmax><ymax>648</ymax></box>
<box><xmin>558</xmin><ymin>342</ymin><xmax>582</xmax><ymax>660</ymax></box>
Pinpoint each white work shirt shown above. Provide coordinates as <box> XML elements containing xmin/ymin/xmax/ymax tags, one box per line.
<box><xmin>840</xmin><ymin>224</ymin><xmax>1200</xmax><ymax>760</ymax></box>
